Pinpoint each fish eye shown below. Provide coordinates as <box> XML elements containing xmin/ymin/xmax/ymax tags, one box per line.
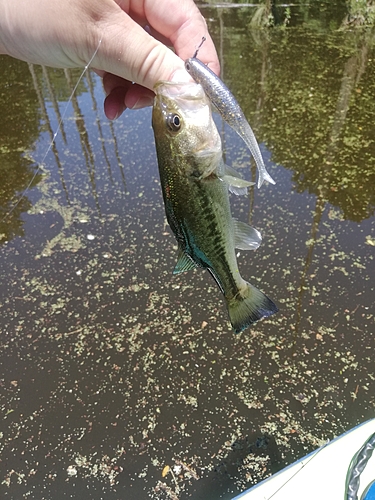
<box><xmin>167</xmin><ymin>113</ymin><xmax>181</xmax><ymax>132</ymax></box>
<box><xmin>185</xmin><ymin>61</ymin><xmax>191</xmax><ymax>71</ymax></box>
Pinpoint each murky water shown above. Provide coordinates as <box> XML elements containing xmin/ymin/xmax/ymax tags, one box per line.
<box><xmin>0</xmin><ymin>5</ymin><xmax>374</xmax><ymax>500</ymax></box>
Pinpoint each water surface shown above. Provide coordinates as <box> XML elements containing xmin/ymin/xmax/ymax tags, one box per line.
<box><xmin>0</xmin><ymin>7</ymin><xmax>374</xmax><ymax>500</ymax></box>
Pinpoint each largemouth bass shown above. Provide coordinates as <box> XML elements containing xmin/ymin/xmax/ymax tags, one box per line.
<box><xmin>185</xmin><ymin>56</ymin><xmax>275</xmax><ymax>189</ymax></box>
<box><xmin>152</xmin><ymin>81</ymin><xmax>278</xmax><ymax>333</ymax></box>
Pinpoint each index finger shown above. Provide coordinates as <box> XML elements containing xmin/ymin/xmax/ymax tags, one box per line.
<box><xmin>135</xmin><ymin>0</ymin><xmax>220</xmax><ymax>76</ymax></box>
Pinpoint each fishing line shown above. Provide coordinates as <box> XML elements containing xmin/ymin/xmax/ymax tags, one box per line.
<box><xmin>263</xmin><ymin>438</ymin><xmax>330</xmax><ymax>499</ymax></box>
<box><xmin>2</xmin><ymin>38</ymin><xmax>102</xmax><ymax>222</ymax></box>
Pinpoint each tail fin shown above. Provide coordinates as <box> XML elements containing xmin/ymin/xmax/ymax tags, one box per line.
<box><xmin>227</xmin><ymin>282</ymin><xmax>278</xmax><ymax>334</ymax></box>
<box><xmin>258</xmin><ymin>167</ymin><xmax>276</xmax><ymax>189</ymax></box>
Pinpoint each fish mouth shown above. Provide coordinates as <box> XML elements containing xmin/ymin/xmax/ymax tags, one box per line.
<box><xmin>154</xmin><ymin>81</ymin><xmax>209</xmax><ymax>113</ymax></box>
<box><xmin>152</xmin><ymin>80</ymin><xmax>222</xmax><ymax>156</ymax></box>
<box><xmin>154</xmin><ymin>81</ymin><xmax>205</xmax><ymax>100</ymax></box>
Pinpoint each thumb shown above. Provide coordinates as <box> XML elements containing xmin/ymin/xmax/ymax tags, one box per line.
<box><xmin>90</xmin><ymin>12</ymin><xmax>188</xmax><ymax>91</ymax></box>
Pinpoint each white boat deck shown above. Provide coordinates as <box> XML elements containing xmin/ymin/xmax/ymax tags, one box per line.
<box><xmin>233</xmin><ymin>418</ymin><xmax>375</xmax><ymax>500</ymax></box>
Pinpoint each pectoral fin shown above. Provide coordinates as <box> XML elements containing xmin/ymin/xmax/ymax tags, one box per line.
<box><xmin>234</xmin><ymin>220</ymin><xmax>262</xmax><ymax>250</ymax></box>
<box><xmin>218</xmin><ymin>162</ymin><xmax>255</xmax><ymax>196</ymax></box>
<box><xmin>223</xmin><ymin>175</ymin><xmax>255</xmax><ymax>196</ymax></box>
<box><xmin>173</xmin><ymin>249</ymin><xmax>197</xmax><ymax>275</ymax></box>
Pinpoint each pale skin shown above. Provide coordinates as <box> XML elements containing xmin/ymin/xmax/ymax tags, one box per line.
<box><xmin>0</xmin><ymin>0</ymin><xmax>220</xmax><ymax>119</ymax></box>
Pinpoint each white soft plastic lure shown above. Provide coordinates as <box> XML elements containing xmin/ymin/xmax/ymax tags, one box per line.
<box><xmin>185</xmin><ymin>39</ymin><xmax>275</xmax><ymax>189</ymax></box>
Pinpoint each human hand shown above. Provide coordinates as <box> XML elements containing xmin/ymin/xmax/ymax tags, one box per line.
<box><xmin>0</xmin><ymin>0</ymin><xmax>219</xmax><ymax>119</ymax></box>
